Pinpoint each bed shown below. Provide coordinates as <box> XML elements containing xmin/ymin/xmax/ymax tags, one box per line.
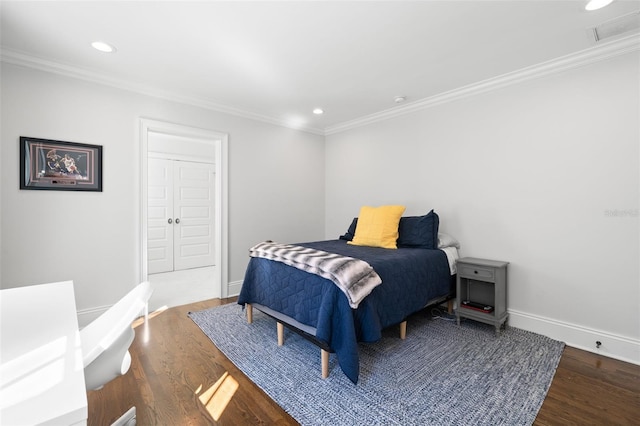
<box><xmin>237</xmin><ymin>209</ymin><xmax>459</xmax><ymax>383</ymax></box>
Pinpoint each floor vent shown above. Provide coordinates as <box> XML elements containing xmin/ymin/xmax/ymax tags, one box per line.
<box><xmin>590</xmin><ymin>11</ymin><xmax>640</xmax><ymax>42</ymax></box>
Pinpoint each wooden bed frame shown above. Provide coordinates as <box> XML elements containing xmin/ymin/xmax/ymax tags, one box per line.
<box><xmin>245</xmin><ymin>298</ymin><xmax>454</xmax><ymax>379</ymax></box>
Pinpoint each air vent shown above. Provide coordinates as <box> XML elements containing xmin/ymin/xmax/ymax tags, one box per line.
<box><xmin>589</xmin><ymin>11</ymin><xmax>640</xmax><ymax>42</ymax></box>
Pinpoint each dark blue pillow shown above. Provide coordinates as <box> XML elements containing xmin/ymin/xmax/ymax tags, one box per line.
<box><xmin>339</xmin><ymin>218</ymin><xmax>358</xmax><ymax>241</ymax></box>
<box><xmin>397</xmin><ymin>210</ymin><xmax>439</xmax><ymax>249</ymax></box>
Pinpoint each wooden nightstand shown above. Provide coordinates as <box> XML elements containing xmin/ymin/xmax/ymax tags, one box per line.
<box><xmin>455</xmin><ymin>257</ymin><xmax>509</xmax><ymax>335</ymax></box>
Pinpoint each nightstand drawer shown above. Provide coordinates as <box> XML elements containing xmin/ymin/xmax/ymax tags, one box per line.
<box><xmin>459</xmin><ymin>265</ymin><xmax>494</xmax><ymax>280</ymax></box>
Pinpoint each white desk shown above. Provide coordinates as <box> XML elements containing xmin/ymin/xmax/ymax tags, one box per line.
<box><xmin>0</xmin><ymin>281</ymin><xmax>88</xmax><ymax>425</ymax></box>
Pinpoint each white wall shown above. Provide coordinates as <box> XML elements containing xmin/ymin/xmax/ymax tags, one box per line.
<box><xmin>2</xmin><ymin>50</ymin><xmax>637</xmax><ymax>364</ymax></box>
<box><xmin>0</xmin><ymin>64</ymin><xmax>325</xmax><ymax>322</ymax></box>
<box><xmin>325</xmin><ymin>52</ymin><xmax>639</xmax><ymax>363</ymax></box>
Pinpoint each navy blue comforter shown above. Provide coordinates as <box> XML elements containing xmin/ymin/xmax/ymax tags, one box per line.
<box><xmin>237</xmin><ymin>239</ymin><xmax>452</xmax><ymax>383</ymax></box>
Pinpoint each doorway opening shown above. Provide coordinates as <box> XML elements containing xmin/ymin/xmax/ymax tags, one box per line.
<box><xmin>140</xmin><ymin>119</ymin><xmax>228</xmax><ymax>310</ymax></box>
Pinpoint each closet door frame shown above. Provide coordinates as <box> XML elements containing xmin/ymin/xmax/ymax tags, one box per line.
<box><xmin>140</xmin><ymin>118</ymin><xmax>228</xmax><ymax>298</ymax></box>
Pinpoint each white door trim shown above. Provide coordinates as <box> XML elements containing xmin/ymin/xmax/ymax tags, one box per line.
<box><xmin>140</xmin><ymin>118</ymin><xmax>229</xmax><ymax>298</ymax></box>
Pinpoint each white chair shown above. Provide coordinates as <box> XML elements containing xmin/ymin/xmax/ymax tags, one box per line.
<box><xmin>81</xmin><ymin>281</ymin><xmax>153</xmax><ymax>426</ymax></box>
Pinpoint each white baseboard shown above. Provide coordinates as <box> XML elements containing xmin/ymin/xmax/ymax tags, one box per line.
<box><xmin>227</xmin><ymin>280</ymin><xmax>243</xmax><ymax>298</ymax></box>
<box><xmin>508</xmin><ymin>309</ymin><xmax>640</xmax><ymax>366</ymax></box>
<box><xmin>80</xmin><ymin>279</ymin><xmax>243</xmax><ymax>326</ymax></box>
<box><xmin>81</xmin><ymin>293</ymin><xmax>638</xmax><ymax>366</ymax></box>
<box><xmin>76</xmin><ymin>304</ymin><xmax>110</xmax><ymax>328</ymax></box>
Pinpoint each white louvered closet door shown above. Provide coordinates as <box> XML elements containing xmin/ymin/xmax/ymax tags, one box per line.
<box><xmin>148</xmin><ymin>158</ymin><xmax>215</xmax><ymax>274</ymax></box>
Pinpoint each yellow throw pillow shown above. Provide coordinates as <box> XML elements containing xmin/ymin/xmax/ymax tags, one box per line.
<box><xmin>348</xmin><ymin>205</ymin><xmax>406</xmax><ymax>249</ymax></box>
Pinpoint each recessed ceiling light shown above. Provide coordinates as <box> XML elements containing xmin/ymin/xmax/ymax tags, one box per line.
<box><xmin>313</xmin><ymin>108</ymin><xmax>324</xmax><ymax>115</ymax></box>
<box><xmin>394</xmin><ymin>96</ymin><xmax>406</xmax><ymax>103</ymax></box>
<box><xmin>585</xmin><ymin>0</ymin><xmax>614</xmax><ymax>11</ymax></box>
<box><xmin>91</xmin><ymin>41</ymin><xmax>117</xmax><ymax>53</ymax></box>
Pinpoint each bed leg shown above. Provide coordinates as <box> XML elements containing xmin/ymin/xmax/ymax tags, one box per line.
<box><xmin>246</xmin><ymin>303</ymin><xmax>253</xmax><ymax>324</ymax></box>
<box><xmin>277</xmin><ymin>322</ymin><xmax>284</xmax><ymax>346</ymax></box>
<box><xmin>321</xmin><ymin>349</ymin><xmax>329</xmax><ymax>379</ymax></box>
<box><xmin>447</xmin><ymin>300</ymin><xmax>454</xmax><ymax>314</ymax></box>
<box><xmin>399</xmin><ymin>321</ymin><xmax>407</xmax><ymax>340</ymax></box>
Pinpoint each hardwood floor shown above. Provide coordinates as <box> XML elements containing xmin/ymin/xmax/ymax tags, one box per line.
<box><xmin>88</xmin><ymin>298</ymin><xmax>640</xmax><ymax>425</ymax></box>
<box><xmin>535</xmin><ymin>345</ymin><xmax>640</xmax><ymax>425</ymax></box>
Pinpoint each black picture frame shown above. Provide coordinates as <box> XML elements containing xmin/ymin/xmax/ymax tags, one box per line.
<box><xmin>20</xmin><ymin>136</ymin><xmax>103</xmax><ymax>191</ymax></box>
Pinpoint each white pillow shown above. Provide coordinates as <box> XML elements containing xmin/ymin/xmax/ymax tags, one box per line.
<box><xmin>437</xmin><ymin>232</ymin><xmax>460</xmax><ymax>249</ymax></box>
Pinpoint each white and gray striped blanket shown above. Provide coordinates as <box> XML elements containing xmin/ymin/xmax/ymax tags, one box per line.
<box><xmin>249</xmin><ymin>241</ymin><xmax>382</xmax><ymax>309</ymax></box>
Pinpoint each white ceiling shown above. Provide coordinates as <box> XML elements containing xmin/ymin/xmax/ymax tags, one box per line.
<box><xmin>1</xmin><ymin>1</ymin><xmax>639</xmax><ymax>134</ymax></box>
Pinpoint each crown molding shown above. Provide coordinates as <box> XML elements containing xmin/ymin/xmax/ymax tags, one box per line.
<box><xmin>324</xmin><ymin>33</ymin><xmax>640</xmax><ymax>136</ymax></box>
<box><xmin>0</xmin><ymin>48</ymin><xmax>325</xmax><ymax>136</ymax></box>
<box><xmin>2</xmin><ymin>33</ymin><xmax>638</xmax><ymax>138</ymax></box>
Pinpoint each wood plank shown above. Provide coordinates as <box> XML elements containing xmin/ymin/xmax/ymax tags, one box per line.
<box><xmin>534</xmin><ymin>346</ymin><xmax>640</xmax><ymax>425</ymax></box>
<box><xmin>87</xmin><ymin>298</ymin><xmax>297</xmax><ymax>425</ymax></box>
<box><xmin>88</xmin><ymin>298</ymin><xmax>640</xmax><ymax>425</ymax></box>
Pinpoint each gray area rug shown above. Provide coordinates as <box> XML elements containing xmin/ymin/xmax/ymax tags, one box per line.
<box><xmin>189</xmin><ymin>303</ymin><xmax>564</xmax><ymax>425</ymax></box>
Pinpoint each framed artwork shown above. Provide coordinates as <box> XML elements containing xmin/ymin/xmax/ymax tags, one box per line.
<box><xmin>20</xmin><ymin>136</ymin><xmax>103</xmax><ymax>191</ymax></box>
